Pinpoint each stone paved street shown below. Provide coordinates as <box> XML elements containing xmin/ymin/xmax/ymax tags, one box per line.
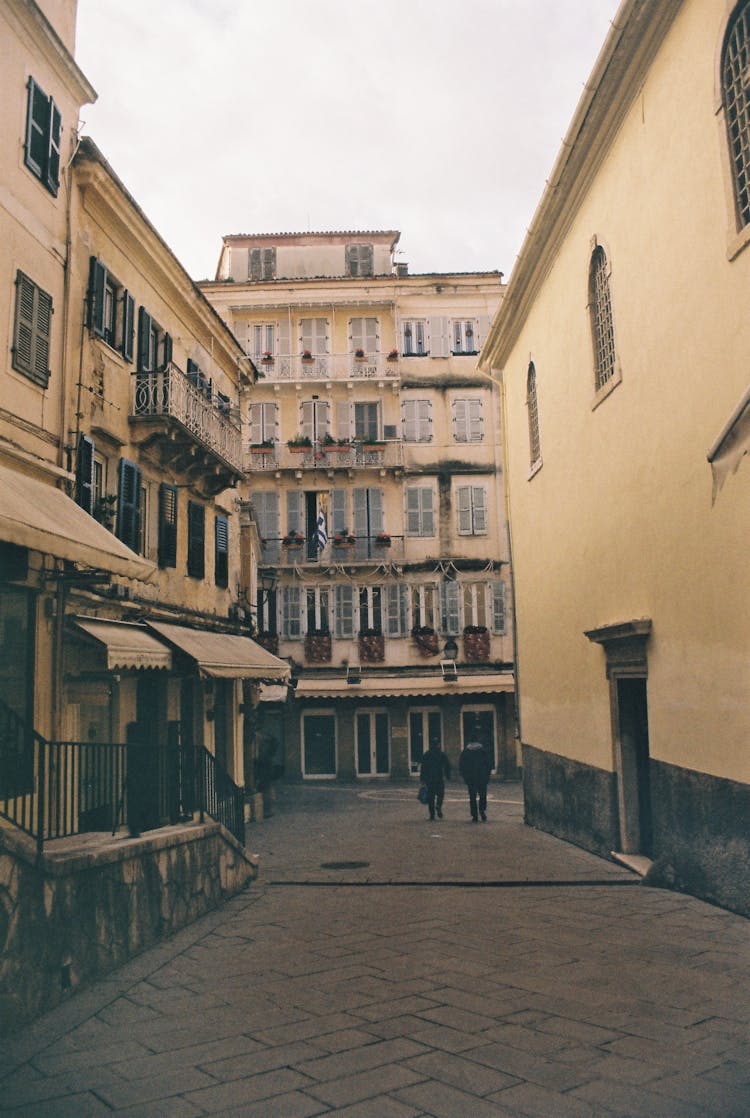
<box><xmin>1</xmin><ymin>782</ymin><xmax>748</xmax><ymax>1116</ymax></box>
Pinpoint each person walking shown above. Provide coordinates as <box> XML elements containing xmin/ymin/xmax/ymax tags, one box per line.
<box><xmin>459</xmin><ymin>730</ymin><xmax>491</xmax><ymax>822</ymax></box>
<box><xmin>419</xmin><ymin>741</ymin><xmax>451</xmax><ymax>821</ymax></box>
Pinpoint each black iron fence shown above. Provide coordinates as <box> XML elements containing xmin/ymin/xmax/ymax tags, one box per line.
<box><xmin>0</xmin><ymin>698</ymin><xmax>245</xmax><ymax>853</ymax></box>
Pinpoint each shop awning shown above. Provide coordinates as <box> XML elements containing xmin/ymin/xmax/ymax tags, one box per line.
<box><xmin>0</xmin><ymin>463</ymin><xmax>155</xmax><ymax>580</ymax></box>
<box><xmin>72</xmin><ymin>617</ymin><xmax>172</xmax><ymax>671</ymax></box>
<box><xmin>294</xmin><ymin>672</ymin><xmax>515</xmax><ymax>700</ymax></box>
<box><xmin>146</xmin><ymin>621</ymin><xmax>290</xmax><ymax>681</ymax></box>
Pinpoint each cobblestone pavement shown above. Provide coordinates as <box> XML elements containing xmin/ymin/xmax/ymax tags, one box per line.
<box><xmin>1</xmin><ymin>782</ymin><xmax>749</xmax><ymax>1117</ymax></box>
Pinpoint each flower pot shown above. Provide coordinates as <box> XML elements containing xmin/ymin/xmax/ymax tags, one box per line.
<box><xmin>464</xmin><ymin>627</ymin><xmax>491</xmax><ymax>662</ymax></box>
<box><xmin>359</xmin><ymin>633</ymin><xmax>385</xmax><ymax>663</ymax></box>
<box><xmin>413</xmin><ymin>628</ymin><xmax>439</xmax><ymax>657</ymax></box>
<box><xmin>305</xmin><ymin>632</ymin><xmax>332</xmax><ymax>663</ymax></box>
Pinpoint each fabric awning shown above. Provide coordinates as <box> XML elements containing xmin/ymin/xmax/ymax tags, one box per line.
<box><xmin>72</xmin><ymin>618</ymin><xmax>172</xmax><ymax>671</ymax></box>
<box><xmin>294</xmin><ymin>672</ymin><xmax>515</xmax><ymax>700</ymax></box>
<box><xmin>0</xmin><ymin>463</ymin><xmax>155</xmax><ymax>580</ymax></box>
<box><xmin>147</xmin><ymin>621</ymin><xmax>290</xmax><ymax>681</ymax></box>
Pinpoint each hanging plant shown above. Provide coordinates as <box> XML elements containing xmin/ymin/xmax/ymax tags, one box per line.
<box><xmin>412</xmin><ymin>625</ymin><xmax>439</xmax><ymax>657</ymax></box>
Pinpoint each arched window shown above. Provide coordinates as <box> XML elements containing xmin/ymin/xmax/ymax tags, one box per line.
<box><xmin>526</xmin><ymin>362</ymin><xmax>541</xmax><ymax>468</ymax></box>
<box><xmin>722</xmin><ymin>2</ymin><xmax>750</xmax><ymax>231</ymax></box>
<box><xmin>588</xmin><ymin>245</ymin><xmax>617</xmax><ymax>391</ymax></box>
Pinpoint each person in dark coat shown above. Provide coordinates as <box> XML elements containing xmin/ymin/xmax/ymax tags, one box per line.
<box><xmin>459</xmin><ymin>734</ymin><xmax>492</xmax><ymax>822</ymax></box>
<box><xmin>419</xmin><ymin>741</ymin><xmax>451</xmax><ymax>821</ymax></box>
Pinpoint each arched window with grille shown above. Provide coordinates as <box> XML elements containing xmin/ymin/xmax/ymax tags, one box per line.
<box><xmin>526</xmin><ymin>362</ymin><xmax>541</xmax><ymax>470</ymax></box>
<box><xmin>588</xmin><ymin>244</ymin><xmax>618</xmax><ymax>392</ymax></box>
<box><xmin>722</xmin><ymin>2</ymin><xmax>750</xmax><ymax>232</ymax></box>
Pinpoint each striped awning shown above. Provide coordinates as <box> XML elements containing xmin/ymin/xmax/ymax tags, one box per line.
<box><xmin>294</xmin><ymin>672</ymin><xmax>515</xmax><ymax>700</ymax></box>
<box><xmin>72</xmin><ymin>618</ymin><xmax>172</xmax><ymax>671</ymax></box>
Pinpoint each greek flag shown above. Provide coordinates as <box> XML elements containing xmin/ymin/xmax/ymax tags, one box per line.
<box><xmin>315</xmin><ymin>501</ymin><xmax>328</xmax><ymax>550</ymax></box>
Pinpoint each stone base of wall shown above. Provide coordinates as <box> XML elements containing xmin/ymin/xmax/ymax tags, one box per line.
<box><xmin>646</xmin><ymin>760</ymin><xmax>750</xmax><ymax>917</ymax></box>
<box><xmin>0</xmin><ymin>821</ymin><xmax>258</xmax><ymax>1035</ymax></box>
<box><xmin>521</xmin><ymin>743</ymin><xmax>619</xmax><ymax>858</ymax></box>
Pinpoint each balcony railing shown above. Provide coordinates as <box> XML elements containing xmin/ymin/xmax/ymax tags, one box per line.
<box><xmin>255</xmin><ymin>352</ymin><xmax>400</xmax><ymax>382</ymax></box>
<box><xmin>248</xmin><ymin>440</ymin><xmax>403</xmax><ymax>472</ymax></box>
<box><xmin>0</xmin><ymin>698</ymin><xmax>245</xmax><ymax>852</ymax></box>
<box><xmin>262</xmin><ymin>533</ymin><xmax>404</xmax><ymax>567</ymax></box>
<box><xmin>131</xmin><ymin>364</ymin><xmax>243</xmax><ymax>474</ymax></box>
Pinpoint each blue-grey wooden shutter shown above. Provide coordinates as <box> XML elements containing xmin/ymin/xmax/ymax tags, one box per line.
<box><xmin>331</xmin><ymin>489</ymin><xmax>347</xmax><ymax>533</ymax></box>
<box><xmin>334</xmin><ymin>585</ymin><xmax>354</xmax><ymax>638</ymax></box>
<box><xmin>116</xmin><ymin>458</ymin><xmax>141</xmax><ymax>552</ymax></box>
<box><xmin>287</xmin><ymin>489</ymin><xmax>304</xmax><ymax>534</ymax></box>
<box><xmin>24</xmin><ymin>78</ymin><xmax>47</xmax><ymax>179</ymax></box>
<box><xmin>214</xmin><ymin>516</ymin><xmax>229</xmax><ymax>588</ymax></box>
<box><xmin>440</xmin><ymin>581</ymin><xmax>461</xmax><ymax>635</ymax></box>
<box><xmin>137</xmin><ymin>307</ymin><xmax>153</xmax><ymax>372</ymax></box>
<box><xmin>491</xmin><ymin>581</ymin><xmax>506</xmax><ymax>633</ymax></box>
<box><xmin>75</xmin><ymin>434</ymin><xmax>95</xmax><ymax>515</ymax></box>
<box><xmin>158</xmin><ymin>483</ymin><xmax>178</xmax><ymax>568</ymax></box>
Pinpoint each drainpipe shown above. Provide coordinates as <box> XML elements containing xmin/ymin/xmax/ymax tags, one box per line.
<box><xmin>498</xmin><ymin>368</ymin><xmax>523</xmax><ymax>749</ymax></box>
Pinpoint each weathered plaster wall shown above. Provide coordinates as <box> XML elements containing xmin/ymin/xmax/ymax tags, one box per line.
<box><xmin>0</xmin><ymin>822</ymin><xmax>258</xmax><ymax>1033</ymax></box>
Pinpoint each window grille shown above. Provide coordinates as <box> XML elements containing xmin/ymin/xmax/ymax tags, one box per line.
<box><xmin>589</xmin><ymin>246</ymin><xmax>617</xmax><ymax>390</ymax></box>
<box><xmin>527</xmin><ymin>363</ymin><xmax>541</xmax><ymax>466</ymax></box>
<box><xmin>723</xmin><ymin>1</ymin><xmax>750</xmax><ymax>229</ymax></box>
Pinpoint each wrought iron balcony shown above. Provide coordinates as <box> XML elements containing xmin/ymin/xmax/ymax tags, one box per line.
<box><xmin>247</xmin><ymin>439</ymin><xmax>402</xmax><ymax>473</ymax></box>
<box><xmin>261</xmin><ymin>533</ymin><xmax>404</xmax><ymax>567</ymax></box>
<box><xmin>130</xmin><ymin>365</ymin><xmax>243</xmax><ymax>488</ymax></box>
<box><xmin>254</xmin><ymin>352</ymin><xmax>400</xmax><ymax>383</ymax></box>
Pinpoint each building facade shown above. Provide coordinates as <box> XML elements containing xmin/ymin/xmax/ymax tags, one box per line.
<box><xmin>483</xmin><ymin>0</ymin><xmax>750</xmax><ymax>914</ymax></box>
<box><xmin>202</xmin><ymin>232</ymin><xmax>515</xmax><ymax>783</ymax></box>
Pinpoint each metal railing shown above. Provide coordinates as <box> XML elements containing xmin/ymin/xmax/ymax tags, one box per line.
<box><xmin>196</xmin><ymin>745</ymin><xmax>245</xmax><ymax>844</ymax></box>
<box><xmin>248</xmin><ymin>440</ymin><xmax>403</xmax><ymax>473</ymax></box>
<box><xmin>261</xmin><ymin>533</ymin><xmax>404</xmax><ymax>567</ymax></box>
<box><xmin>131</xmin><ymin>364</ymin><xmax>243</xmax><ymax>474</ymax></box>
<box><xmin>255</xmin><ymin>352</ymin><xmax>400</xmax><ymax>382</ymax></box>
<box><xmin>0</xmin><ymin>698</ymin><xmax>246</xmax><ymax>853</ymax></box>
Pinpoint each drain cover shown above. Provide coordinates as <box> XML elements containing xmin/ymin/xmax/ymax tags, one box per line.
<box><xmin>320</xmin><ymin>860</ymin><xmax>370</xmax><ymax>870</ymax></box>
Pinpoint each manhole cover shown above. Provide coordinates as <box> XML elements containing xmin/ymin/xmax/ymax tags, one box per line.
<box><xmin>320</xmin><ymin>861</ymin><xmax>370</xmax><ymax>870</ymax></box>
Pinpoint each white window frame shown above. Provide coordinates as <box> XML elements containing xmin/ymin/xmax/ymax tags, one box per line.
<box><xmin>402</xmin><ymin>319</ymin><xmax>427</xmax><ymax>356</ymax></box>
<box><xmin>358</xmin><ymin>586</ymin><xmax>383</xmax><ymax>633</ymax></box>
<box><xmin>405</xmin><ymin>486</ymin><xmax>435</xmax><ymax>537</ymax></box>
<box><xmin>305</xmin><ymin>587</ymin><xmax>330</xmax><ymax>633</ymax></box>
<box><xmin>410</xmin><ymin>584</ymin><xmax>437</xmax><ymax>629</ymax></box>
<box><xmin>299</xmin><ymin>317</ymin><xmax>329</xmax><ymax>355</ymax></box>
<box><xmin>456</xmin><ymin>486</ymin><xmax>488</xmax><ymax>536</ymax></box>
<box><xmin>249</xmin><ymin>402</ymin><xmax>278</xmax><ymax>445</ymax></box>
<box><xmin>450</xmin><ymin>319</ymin><xmax>478</xmax><ymax>355</ymax></box>
<box><xmin>463</xmin><ymin>583</ymin><xmax>489</xmax><ymax>629</ymax></box>
<box><xmin>452</xmin><ymin>398</ymin><xmax>484</xmax><ymax>443</ymax></box>
<box><xmin>251</xmin><ymin>322</ymin><xmax>276</xmax><ymax>359</ymax></box>
<box><xmin>349</xmin><ymin>316</ymin><xmax>380</xmax><ymax>355</ymax></box>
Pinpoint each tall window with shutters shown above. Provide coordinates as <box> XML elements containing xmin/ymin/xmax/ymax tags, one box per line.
<box><xmin>158</xmin><ymin>484</ymin><xmax>178</xmax><ymax>568</ymax></box>
<box><xmin>187</xmin><ymin>501</ymin><xmax>205</xmax><ymax>579</ymax></box>
<box><xmin>248</xmin><ymin>247</ymin><xmax>276</xmax><ymax>281</ymax></box>
<box><xmin>12</xmin><ymin>271</ymin><xmax>52</xmax><ymax>387</ymax></box>
<box><xmin>402</xmin><ymin>320</ymin><xmax>427</xmax><ymax>356</ymax></box>
<box><xmin>137</xmin><ymin>307</ymin><xmax>171</xmax><ymax>374</ymax></box>
<box><xmin>405</xmin><ymin>487</ymin><xmax>435</xmax><ymax>537</ymax></box>
<box><xmin>527</xmin><ymin>363</ymin><xmax>541</xmax><ymax>469</ymax></box>
<box><xmin>250</xmin><ymin>322</ymin><xmax>276</xmax><ymax>358</ymax></box>
<box><xmin>402</xmin><ymin>400</ymin><xmax>432</xmax><ymax>442</ymax></box>
<box><xmin>214</xmin><ymin>516</ymin><xmax>229</xmax><ymax>588</ymax></box>
<box><xmin>300</xmin><ymin>399</ymin><xmax>330</xmax><ymax>442</ymax></box>
<box><xmin>452</xmin><ymin>398</ymin><xmax>484</xmax><ymax>443</ymax></box>
<box><xmin>116</xmin><ymin>459</ymin><xmax>141</xmax><ymax>552</ymax></box>
<box><xmin>249</xmin><ymin>490</ymin><xmax>279</xmax><ymax>562</ymax></box>
<box><xmin>75</xmin><ymin>434</ymin><xmax>95</xmax><ymax>515</ymax></box>
<box><xmin>349</xmin><ymin>317</ymin><xmax>379</xmax><ymax>356</ymax></box>
<box><xmin>456</xmin><ymin>486</ymin><xmax>487</xmax><ymax>535</ymax></box>
<box><xmin>299</xmin><ymin>317</ymin><xmax>328</xmax><ymax>356</ymax></box>
<box><xmin>440</xmin><ymin>581</ymin><xmax>461</xmax><ymax>636</ymax></box>
<box><xmin>334</xmin><ymin>584</ymin><xmax>354</xmax><ymax>638</ymax></box>
<box><xmin>491</xmin><ymin>581</ymin><xmax>506</xmax><ymax>634</ymax></box>
<box><xmin>249</xmin><ymin>402</ymin><xmax>277</xmax><ymax>445</ymax></box>
<box><xmin>24</xmin><ymin>77</ymin><xmax>61</xmax><ymax>196</ymax></box>
<box><xmin>282</xmin><ymin>585</ymin><xmax>302</xmax><ymax>639</ymax></box>
<box><xmin>385</xmin><ymin>584</ymin><xmax>409</xmax><ymax>637</ymax></box>
<box><xmin>88</xmin><ymin>258</ymin><xmax>134</xmax><ymax>359</ymax></box>
<box><xmin>353</xmin><ymin>488</ymin><xmax>384</xmax><ymax>549</ymax></box>
<box><xmin>353</xmin><ymin>402</ymin><xmax>379</xmax><ymax>442</ymax></box>
<box><xmin>359</xmin><ymin>586</ymin><xmax>382</xmax><ymax>632</ymax></box>
<box><xmin>722</xmin><ymin>2</ymin><xmax>750</xmax><ymax>232</ymax></box>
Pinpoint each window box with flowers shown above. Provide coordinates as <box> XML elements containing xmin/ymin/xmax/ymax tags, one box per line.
<box><xmin>412</xmin><ymin>625</ymin><xmax>439</xmax><ymax>657</ymax></box>
<box><xmin>260</xmin><ymin>351</ymin><xmax>274</xmax><ymax>364</ymax></box>
<box><xmin>255</xmin><ymin>631</ymin><xmax>279</xmax><ymax>655</ymax></box>
<box><xmin>301</xmin><ymin>349</ymin><xmax>314</xmax><ymax>363</ymax></box>
<box><xmin>250</xmin><ymin>439</ymin><xmax>275</xmax><ymax>453</ymax></box>
<box><xmin>282</xmin><ymin>530</ymin><xmax>304</xmax><ymax>550</ymax></box>
<box><xmin>305</xmin><ymin>629</ymin><xmax>332</xmax><ymax>663</ymax></box>
<box><xmin>333</xmin><ymin>530</ymin><xmax>355</xmax><ymax>549</ymax></box>
<box><xmin>375</xmin><ymin>532</ymin><xmax>391</xmax><ymax>548</ymax></box>
<box><xmin>463</xmin><ymin>625</ymin><xmax>490</xmax><ymax>662</ymax></box>
<box><xmin>287</xmin><ymin>435</ymin><xmax>312</xmax><ymax>452</ymax></box>
<box><xmin>354</xmin><ymin>348</ymin><xmax>366</xmax><ymax>360</ymax></box>
<box><xmin>359</xmin><ymin>628</ymin><xmax>385</xmax><ymax>663</ymax></box>
<box><xmin>387</xmin><ymin>349</ymin><xmax>398</xmax><ymax>362</ymax></box>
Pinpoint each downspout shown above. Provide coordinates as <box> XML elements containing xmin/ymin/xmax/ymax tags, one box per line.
<box><xmin>498</xmin><ymin>368</ymin><xmax>523</xmax><ymax>751</ymax></box>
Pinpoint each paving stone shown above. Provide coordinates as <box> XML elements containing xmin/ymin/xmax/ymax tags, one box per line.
<box><xmin>486</xmin><ymin>1080</ymin><xmax>604</xmax><ymax>1117</ymax></box>
<box><xmin>395</xmin><ymin>1078</ymin><xmax>517</xmax><ymax>1117</ymax></box>
<box><xmin>306</xmin><ymin>1027</ymin><xmax>379</xmax><ymax>1053</ymax></box>
<box><xmin>200</xmin><ymin>1040</ymin><xmax>322</xmax><ymax>1082</ymax></box>
<box><xmin>216</xmin><ymin>1090</ymin><xmax>329</xmax><ymax>1118</ymax></box>
<box><xmin>184</xmin><ymin>1068</ymin><xmax>315</xmax><ymax>1113</ymax></box>
<box><xmin>571</xmin><ymin>1076</ymin><xmax>719</xmax><ymax>1117</ymax></box>
<box><xmin>92</xmin><ymin>1066</ymin><xmax>216</xmax><ymax>1109</ymax></box>
<box><xmin>330</xmin><ymin>1096</ymin><xmax>425</xmax><ymax>1117</ymax></box>
<box><xmin>403</xmin><ymin>1049</ymin><xmax>522</xmax><ymax>1095</ymax></box>
<box><xmin>0</xmin><ymin>1091</ymin><xmax>114</xmax><ymax>1117</ymax></box>
<box><xmin>304</xmin><ymin>1063</ymin><xmax>425</xmax><ymax>1108</ymax></box>
<box><xmin>298</xmin><ymin>1037</ymin><xmax>428</xmax><ymax>1081</ymax></box>
<box><xmin>647</xmin><ymin>1070</ymin><xmax>750</xmax><ymax>1116</ymax></box>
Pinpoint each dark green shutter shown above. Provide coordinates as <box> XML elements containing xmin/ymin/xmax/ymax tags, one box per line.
<box><xmin>121</xmin><ymin>291</ymin><xmax>135</xmax><ymax>361</ymax></box>
<box><xmin>161</xmin><ymin>332</ymin><xmax>173</xmax><ymax>370</ymax></box>
<box><xmin>116</xmin><ymin>458</ymin><xmax>141</xmax><ymax>552</ymax></box>
<box><xmin>12</xmin><ymin>271</ymin><xmax>51</xmax><ymax>388</ymax></box>
<box><xmin>88</xmin><ymin>257</ymin><xmax>106</xmax><ymax>337</ymax></box>
<box><xmin>46</xmin><ymin>100</ymin><xmax>61</xmax><ymax>195</ymax></box>
<box><xmin>187</xmin><ymin>501</ymin><xmax>205</xmax><ymax>579</ymax></box>
<box><xmin>24</xmin><ymin>78</ymin><xmax>47</xmax><ymax>179</ymax></box>
<box><xmin>158</xmin><ymin>484</ymin><xmax>178</xmax><ymax>568</ymax></box>
<box><xmin>75</xmin><ymin>434</ymin><xmax>95</xmax><ymax>515</ymax></box>
<box><xmin>214</xmin><ymin>516</ymin><xmax>229</xmax><ymax>588</ymax></box>
<box><xmin>137</xmin><ymin>306</ymin><xmax>152</xmax><ymax>372</ymax></box>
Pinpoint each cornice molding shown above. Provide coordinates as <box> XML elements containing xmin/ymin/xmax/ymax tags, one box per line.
<box><xmin>7</xmin><ymin>0</ymin><xmax>96</xmax><ymax>104</ymax></box>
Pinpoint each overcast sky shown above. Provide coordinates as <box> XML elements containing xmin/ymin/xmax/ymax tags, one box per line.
<box><xmin>74</xmin><ymin>0</ymin><xmax>622</xmax><ymax>282</ymax></box>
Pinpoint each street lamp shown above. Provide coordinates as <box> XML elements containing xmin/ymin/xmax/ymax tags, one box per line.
<box><xmin>443</xmin><ymin>636</ymin><xmax>459</xmax><ymax>659</ymax></box>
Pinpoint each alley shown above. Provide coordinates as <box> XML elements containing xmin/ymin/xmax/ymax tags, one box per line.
<box><xmin>1</xmin><ymin>783</ymin><xmax>748</xmax><ymax>1117</ymax></box>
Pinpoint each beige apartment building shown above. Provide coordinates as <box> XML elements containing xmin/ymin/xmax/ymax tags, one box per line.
<box><xmin>1</xmin><ymin>0</ymin><xmax>286</xmax><ymax>849</ymax></box>
<box><xmin>202</xmin><ymin>232</ymin><xmax>515</xmax><ymax>782</ymax></box>
<box><xmin>483</xmin><ymin>0</ymin><xmax>749</xmax><ymax>914</ymax></box>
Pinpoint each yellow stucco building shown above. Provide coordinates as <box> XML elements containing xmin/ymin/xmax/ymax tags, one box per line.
<box><xmin>483</xmin><ymin>0</ymin><xmax>749</xmax><ymax>914</ymax></box>
<box><xmin>202</xmin><ymin>233</ymin><xmax>515</xmax><ymax>782</ymax></box>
